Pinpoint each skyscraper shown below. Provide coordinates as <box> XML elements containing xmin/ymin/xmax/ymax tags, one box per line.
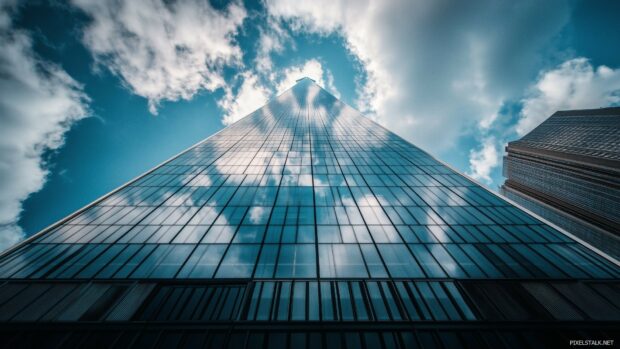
<box><xmin>0</xmin><ymin>79</ymin><xmax>618</xmax><ymax>348</ymax></box>
<box><xmin>502</xmin><ymin>107</ymin><xmax>620</xmax><ymax>260</ymax></box>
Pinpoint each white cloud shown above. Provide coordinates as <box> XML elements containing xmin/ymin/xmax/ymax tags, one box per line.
<box><xmin>517</xmin><ymin>58</ymin><xmax>620</xmax><ymax>135</ymax></box>
<box><xmin>0</xmin><ymin>3</ymin><xmax>89</xmax><ymax>251</ymax></box>
<box><xmin>255</xmin><ymin>17</ymin><xmax>292</xmax><ymax>74</ymax></box>
<box><xmin>219</xmin><ymin>72</ymin><xmax>271</xmax><ymax>125</ymax></box>
<box><xmin>467</xmin><ymin>137</ymin><xmax>501</xmax><ymax>183</ymax></box>
<box><xmin>266</xmin><ymin>0</ymin><xmax>570</xmax><ymax>153</ymax></box>
<box><xmin>325</xmin><ymin>70</ymin><xmax>341</xmax><ymax>99</ymax></box>
<box><xmin>72</xmin><ymin>0</ymin><xmax>247</xmax><ymax>114</ymax></box>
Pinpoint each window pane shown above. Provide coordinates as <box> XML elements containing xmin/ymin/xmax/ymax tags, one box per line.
<box><xmin>178</xmin><ymin>245</ymin><xmax>226</xmax><ymax>278</ymax></box>
<box><xmin>215</xmin><ymin>245</ymin><xmax>260</xmax><ymax>278</ymax></box>
<box><xmin>377</xmin><ymin>245</ymin><xmax>424</xmax><ymax>278</ymax></box>
<box><xmin>276</xmin><ymin>244</ymin><xmax>316</xmax><ymax>278</ymax></box>
<box><xmin>319</xmin><ymin>244</ymin><xmax>368</xmax><ymax>278</ymax></box>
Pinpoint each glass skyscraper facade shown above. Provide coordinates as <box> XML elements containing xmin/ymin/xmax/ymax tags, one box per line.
<box><xmin>502</xmin><ymin>107</ymin><xmax>620</xmax><ymax>259</ymax></box>
<box><xmin>0</xmin><ymin>79</ymin><xmax>618</xmax><ymax>348</ymax></box>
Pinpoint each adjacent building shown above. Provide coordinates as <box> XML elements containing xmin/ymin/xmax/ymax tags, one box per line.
<box><xmin>0</xmin><ymin>79</ymin><xmax>618</xmax><ymax>348</ymax></box>
<box><xmin>502</xmin><ymin>107</ymin><xmax>620</xmax><ymax>259</ymax></box>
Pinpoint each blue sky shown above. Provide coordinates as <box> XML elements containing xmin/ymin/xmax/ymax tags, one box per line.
<box><xmin>1</xmin><ymin>0</ymin><xmax>620</xmax><ymax>249</ymax></box>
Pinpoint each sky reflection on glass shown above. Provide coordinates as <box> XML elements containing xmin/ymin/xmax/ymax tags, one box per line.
<box><xmin>0</xmin><ymin>79</ymin><xmax>618</xmax><ymax>282</ymax></box>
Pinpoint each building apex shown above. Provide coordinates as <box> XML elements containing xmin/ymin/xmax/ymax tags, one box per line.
<box><xmin>295</xmin><ymin>77</ymin><xmax>316</xmax><ymax>83</ymax></box>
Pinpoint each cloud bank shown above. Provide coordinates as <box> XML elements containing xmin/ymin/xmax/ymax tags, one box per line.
<box><xmin>73</xmin><ymin>0</ymin><xmax>247</xmax><ymax>114</ymax></box>
<box><xmin>0</xmin><ymin>2</ymin><xmax>89</xmax><ymax>250</ymax></box>
<box><xmin>71</xmin><ymin>0</ymin><xmax>339</xmax><ymax>126</ymax></box>
<box><xmin>265</xmin><ymin>0</ymin><xmax>571</xmax><ymax>154</ymax></box>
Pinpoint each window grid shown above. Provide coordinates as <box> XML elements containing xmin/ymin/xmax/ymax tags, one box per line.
<box><xmin>1</xmin><ymin>80</ymin><xmax>617</xmax><ymax>282</ymax></box>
